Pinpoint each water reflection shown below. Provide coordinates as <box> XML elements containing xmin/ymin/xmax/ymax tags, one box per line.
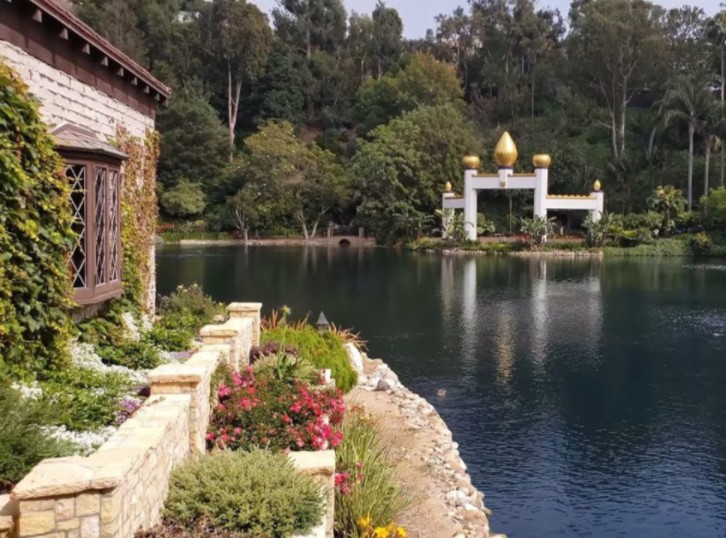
<box><xmin>157</xmin><ymin>247</ymin><xmax>726</xmax><ymax>538</ymax></box>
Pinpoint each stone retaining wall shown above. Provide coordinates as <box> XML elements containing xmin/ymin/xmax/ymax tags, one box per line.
<box><xmin>9</xmin><ymin>303</ymin><xmax>267</xmax><ymax>538</ymax></box>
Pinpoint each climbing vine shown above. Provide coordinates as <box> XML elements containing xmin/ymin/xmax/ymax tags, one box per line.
<box><xmin>0</xmin><ymin>62</ymin><xmax>74</xmax><ymax>379</ymax></box>
<box><xmin>116</xmin><ymin>127</ymin><xmax>160</xmax><ymax>312</ymax></box>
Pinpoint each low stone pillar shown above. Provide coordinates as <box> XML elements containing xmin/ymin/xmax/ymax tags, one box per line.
<box><xmin>289</xmin><ymin>451</ymin><xmax>335</xmax><ymax>538</ymax></box>
<box><xmin>149</xmin><ymin>349</ymin><xmax>223</xmax><ymax>453</ymax></box>
<box><xmin>199</xmin><ymin>317</ymin><xmax>254</xmax><ymax>370</ymax></box>
<box><xmin>0</xmin><ymin>495</ymin><xmax>18</xmax><ymax>538</ymax></box>
<box><xmin>227</xmin><ymin>302</ymin><xmax>262</xmax><ymax>347</ymax></box>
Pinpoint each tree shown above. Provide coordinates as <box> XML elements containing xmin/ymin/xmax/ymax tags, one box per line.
<box><xmin>568</xmin><ymin>0</ymin><xmax>663</xmax><ymax>162</ymax></box>
<box><xmin>648</xmin><ymin>185</ymin><xmax>686</xmax><ymax>234</ymax></box>
<box><xmin>209</xmin><ymin>0</ymin><xmax>272</xmax><ymax>154</ymax></box>
<box><xmin>355</xmin><ymin>53</ymin><xmax>464</xmax><ymax>134</ymax></box>
<box><xmin>352</xmin><ymin>104</ymin><xmax>479</xmax><ymax>243</ymax></box>
<box><xmin>662</xmin><ymin>73</ymin><xmax>717</xmax><ymax>210</ymax></box>
<box><xmin>371</xmin><ymin>1</ymin><xmax>403</xmax><ymax>78</ymax></box>
<box><xmin>293</xmin><ymin>144</ymin><xmax>349</xmax><ymax>239</ymax></box>
<box><xmin>156</xmin><ymin>89</ymin><xmax>229</xmax><ymax>190</ymax></box>
<box><xmin>160</xmin><ymin>180</ymin><xmax>206</xmax><ymax>219</ymax></box>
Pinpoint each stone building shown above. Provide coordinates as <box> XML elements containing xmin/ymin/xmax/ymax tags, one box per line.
<box><xmin>0</xmin><ymin>0</ymin><xmax>169</xmax><ymax>311</ymax></box>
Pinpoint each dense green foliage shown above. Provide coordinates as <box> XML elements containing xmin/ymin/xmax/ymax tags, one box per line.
<box><xmin>70</xmin><ymin>0</ymin><xmax>726</xmax><ymax>246</ymax></box>
<box><xmin>334</xmin><ymin>409</ymin><xmax>411</xmax><ymax>537</ymax></box>
<box><xmin>0</xmin><ymin>63</ymin><xmax>75</xmax><ymax>378</ymax></box>
<box><xmin>261</xmin><ymin>326</ymin><xmax>358</xmax><ymax>392</ymax></box>
<box><xmin>164</xmin><ymin>450</ymin><xmax>324</xmax><ymax>538</ymax></box>
<box><xmin>153</xmin><ymin>284</ymin><xmax>226</xmax><ymax>350</ymax></box>
<box><xmin>160</xmin><ymin>180</ymin><xmax>206</xmax><ymax>219</ymax></box>
<box><xmin>701</xmin><ymin>187</ymin><xmax>726</xmax><ymax>229</ymax></box>
<box><xmin>0</xmin><ymin>388</ymin><xmax>77</xmax><ymax>492</ymax></box>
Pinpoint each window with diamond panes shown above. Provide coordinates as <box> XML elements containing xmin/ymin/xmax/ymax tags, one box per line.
<box><xmin>65</xmin><ymin>160</ymin><xmax>123</xmax><ymax>305</ymax></box>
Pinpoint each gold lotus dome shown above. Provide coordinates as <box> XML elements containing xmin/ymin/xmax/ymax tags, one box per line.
<box><xmin>445</xmin><ymin>181</ymin><xmax>453</xmax><ymax>192</ymax></box>
<box><xmin>532</xmin><ymin>154</ymin><xmax>551</xmax><ymax>169</ymax></box>
<box><xmin>593</xmin><ymin>179</ymin><xmax>602</xmax><ymax>191</ymax></box>
<box><xmin>494</xmin><ymin>132</ymin><xmax>518</xmax><ymax>168</ymax></box>
<box><xmin>462</xmin><ymin>155</ymin><xmax>481</xmax><ymax>170</ymax></box>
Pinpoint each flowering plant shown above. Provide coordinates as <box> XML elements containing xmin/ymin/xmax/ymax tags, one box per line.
<box><xmin>357</xmin><ymin>516</ymin><xmax>407</xmax><ymax>538</ymax></box>
<box><xmin>207</xmin><ymin>367</ymin><xmax>345</xmax><ymax>452</ymax></box>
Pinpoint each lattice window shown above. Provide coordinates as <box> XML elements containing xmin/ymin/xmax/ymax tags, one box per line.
<box><xmin>66</xmin><ymin>164</ymin><xmax>87</xmax><ymax>288</ymax></box>
<box><xmin>64</xmin><ymin>159</ymin><xmax>123</xmax><ymax>305</ymax></box>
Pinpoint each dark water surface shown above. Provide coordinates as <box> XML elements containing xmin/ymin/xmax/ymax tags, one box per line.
<box><xmin>157</xmin><ymin>246</ymin><xmax>726</xmax><ymax>538</ymax></box>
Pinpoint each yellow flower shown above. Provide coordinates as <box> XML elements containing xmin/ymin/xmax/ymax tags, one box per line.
<box><xmin>373</xmin><ymin>527</ymin><xmax>390</xmax><ymax>538</ymax></box>
<box><xmin>357</xmin><ymin>516</ymin><xmax>372</xmax><ymax>530</ymax></box>
<box><xmin>395</xmin><ymin>527</ymin><xmax>407</xmax><ymax>538</ymax></box>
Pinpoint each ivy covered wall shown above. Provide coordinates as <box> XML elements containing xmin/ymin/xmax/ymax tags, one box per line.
<box><xmin>0</xmin><ymin>63</ymin><xmax>75</xmax><ymax>378</ymax></box>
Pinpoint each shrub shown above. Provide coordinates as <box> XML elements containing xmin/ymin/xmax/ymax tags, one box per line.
<box><xmin>0</xmin><ymin>62</ymin><xmax>74</xmax><ymax>377</ymax></box>
<box><xmin>97</xmin><ymin>340</ymin><xmax>162</xmax><ymax>370</ymax></box>
<box><xmin>157</xmin><ymin>284</ymin><xmax>226</xmax><ymax>336</ymax></box>
<box><xmin>604</xmin><ymin>237</ymin><xmax>690</xmax><ymax>257</ymax></box>
<box><xmin>0</xmin><ymin>387</ymin><xmax>77</xmax><ymax>492</ymax></box>
<box><xmin>690</xmin><ymin>232</ymin><xmax>713</xmax><ymax>256</ymax></box>
<box><xmin>145</xmin><ymin>325</ymin><xmax>193</xmax><ymax>352</ymax></box>
<box><xmin>261</xmin><ymin>326</ymin><xmax>358</xmax><ymax>392</ymax></box>
<box><xmin>208</xmin><ymin>368</ymin><xmax>345</xmax><ymax>452</ymax></box>
<box><xmin>164</xmin><ymin>450</ymin><xmax>324</xmax><ymax>538</ymax></box>
<box><xmin>160</xmin><ymin>180</ymin><xmax>206</xmax><ymax>220</ymax></box>
<box><xmin>249</xmin><ymin>342</ymin><xmax>300</xmax><ymax>365</ymax></box>
<box><xmin>40</xmin><ymin>367</ymin><xmax>131</xmax><ymax>431</ymax></box>
<box><xmin>335</xmin><ymin>409</ymin><xmax>411</xmax><ymax>537</ymax></box>
<box><xmin>520</xmin><ymin>216</ymin><xmax>555</xmax><ymax>249</ymax></box>
<box><xmin>252</xmin><ymin>354</ymin><xmax>320</xmax><ymax>386</ymax></box>
<box><xmin>583</xmin><ymin>213</ymin><xmax>611</xmax><ymax>248</ymax></box>
<box><xmin>701</xmin><ymin>187</ymin><xmax>726</xmax><ymax>230</ymax></box>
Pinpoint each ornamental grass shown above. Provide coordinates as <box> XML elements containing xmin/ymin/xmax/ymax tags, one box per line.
<box><xmin>334</xmin><ymin>409</ymin><xmax>412</xmax><ymax>537</ymax></box>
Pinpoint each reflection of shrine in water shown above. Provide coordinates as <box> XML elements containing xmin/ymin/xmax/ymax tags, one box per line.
<box><xmin>440</xmin><ymin>257</ymin><xmax>604</xmax><ymax>384</ymax></box>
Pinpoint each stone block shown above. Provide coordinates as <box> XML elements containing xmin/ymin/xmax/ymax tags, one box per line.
<box><xmin>13</xmin><ymin>459</ymin><xmax>95</xmax><ymax>500</ymax></box>
<box><xmin>289</xmin><ymin>451</ymin><xmax>336</xmax><ymax>477</ymax></box>
<box><xmin>57</xmin><ymin>519</ymin><xmax>80</xmax><ymax>531</ymax></box>
<box><xmin>79</xmin><ymin>517</ymin><xmax>99</xmax><ymax>538</ymax></box>
<box><xmin>74</xmin><ymin>495</ymin><xmax>98</xmax><ymax>518</ymax></box>
<box><xmin>55</xmin><ymin>498</ymin><xmax>74</xmax><ymax>521</ymax></box>
<box><xmin>18</xmin><ymin>511</ymin><xmax>55</xmax><ymax>536</ymax></box>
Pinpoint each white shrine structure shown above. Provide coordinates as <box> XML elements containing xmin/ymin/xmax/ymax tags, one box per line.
<box><xmin>442</xmin><ymin>132</ymin><xmax>605</xmax><ymax>240</ymax></box>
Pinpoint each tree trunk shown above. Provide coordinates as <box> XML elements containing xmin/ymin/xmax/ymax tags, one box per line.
<box><xmin>688</xmin><ymin>123</ymin><xmax>695</xmax><ymax>211</ymax></box>
<box><xmin>705</xmin><ymin>137</ymin><xmax>711</xmax><ymax>198</ymax></box>
<box><xmin>227</xmin><ymin>62</ymin><xmax>242</xmax><ymax>160</ymax></box>
<box><xmin>618</xmin><ymin>81</ymin><xmax>627</xmax><ymax>160</ymax></box>
<box><xmin>243</xmin><ymin>228</ymin><xmax>249</xmax><ymax>244</ymax></box>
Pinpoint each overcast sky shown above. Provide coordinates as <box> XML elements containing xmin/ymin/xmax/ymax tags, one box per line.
<box><xmin>252</xmin><ymin>0</ymin><xmax>722</xmax><ymax>38</ymax></box>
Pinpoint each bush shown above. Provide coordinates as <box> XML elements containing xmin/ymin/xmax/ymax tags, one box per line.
<box><xmin>40</xmin><ymin>367</ymin><xmax>131</xmax><ymax>431</ymax></box>
<box><xmin>249</xmin><ymin>342</ymin><xmax>300</xmax><ymax>365</ymax></box>
<box><xmin>208</xmin><ymin>368</ymin><xmax>345</xmax><ymax>452</ymax></box>
<box><xmin>0</xmin><ymin>62</ymin><xmax>74</xmax><ymax>377</ymax></box>
<box><xmin>145</xmin><ymin>325</ymin><xmax>193</xmax><ymax>352</ymax></box>
<box><xmin>701</xmin><ymin>187</ymin><xmax>726</xmax><ymax>230</ymax></box>
<box><xmin>262</xmin><ymin>326</ymin><xmax>358</xmax><ymax>392</ymax></box>
<box><xmin>583</xmin><ymin>213</ymin><xmax>611</xmax><ymax>248</ymax></box>
<box><xmin>520</xmin><ymin>216</ymin><xmax>555</xmax><ymax>249</ymax></box>
<box><xmin>252</xmin><ymin>354</ymin><xmax>320</xmax><ymax>386</ymax></box>
<box><xmin>335</xmin><ymin>409</ymin><xmax>411</xmax><ymax>537</ymax></box>
<box><xmin>97</xmin><ymin>340</ymin><xmax>162</xmax><ymax>370</ymax></box>
<box><xmin>157</xmin><ymin>284</ymin><xmax>226</xmax><ymax>336</ymax></box>
<box><xmin>0</xmin><ymin>387</ymin><xmax>78</xmax><ymax>492</ymax></box>
<box><xmin>160</xmin><ymin>180</ymin><xmax>206</xmax><ymax>220</ymax></box>
<box><xmin>690</xmin><ymin>232</ymin><xmax>713</xmax><ymax>257</ymax></box>
<box><xmin>164</xmin><ymin>450</ymin><xmax>324</xmax><ymax>538</ymax></box>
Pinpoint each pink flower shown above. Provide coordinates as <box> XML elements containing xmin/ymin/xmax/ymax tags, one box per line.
<box><xmin>205</xmin><ymin>432</ymin><xmax>215</xmax><ymax>441</ymax></box>
<box><xmin>218</xmin><ymin>385</ymin><xmax>231</xmax><ymax>398</ymax></box>
<box><xmin>334</xmin><ymin>472</ymin><xmax>350</xmax><ymax>486</ymax></box>
<box><xmin>232</xmin><ymin>373</ymin><xmax>243</xmax><ymax>386</ymax></box>
<box><xmin>282</xmin><ymin>414</ymin><xmax>292</xmax><ymax>424</ymax></box>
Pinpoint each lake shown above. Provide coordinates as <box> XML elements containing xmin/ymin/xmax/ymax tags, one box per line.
<box><xmin>157</xmin><ymin>246</ymin><xmax>726</xmax><ymax>538</ymax></box>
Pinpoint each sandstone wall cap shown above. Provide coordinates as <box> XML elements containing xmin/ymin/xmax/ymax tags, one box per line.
<box><xmin>289</xmin><ymin>450</ymin><xmax>335</xmax><ymax>476</ymax></box>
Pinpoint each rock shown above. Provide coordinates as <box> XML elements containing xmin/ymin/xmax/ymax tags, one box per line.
<box><xmin>463</xmin><ymin>503</ymin><xmax>478</xmax><ymax>512</ymax></box>
<box><xmin>345</xmin><ymin>343</ymin><xmax>365</xmax><ymax>374</ymax></box>
<box><xmin>375</xmin><ymin>379</ymin><xmax>392</xmax><ymax>391</ymax></box>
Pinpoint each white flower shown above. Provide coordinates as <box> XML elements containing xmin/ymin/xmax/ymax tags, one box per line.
<box><xmin>42</xmin><ymin>425</ymin><xmax>117</xmax><ymax>456</ymax></box>
<box><xmin>11</xmin><ymin>382</ymin><xmax>43</xmax><ymax>399</ymax></box>
<box><xmin>70</xmin><ymin>342</ymin><xmax>149</xmax><ymax>385</ymax></box>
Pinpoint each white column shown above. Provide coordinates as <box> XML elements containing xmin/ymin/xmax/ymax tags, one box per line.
<box><xmin>441</xmin><ymin>194</ymin><xmax>450</xmax><ymax>239</ymax></box>
<box><xmin>591</xmin><ymin>191</ymin><xmax>605</xmax><ymax>222</ymax></box>
<box><xmin>464</xmin><ymin>170</ymin><xmax>477</xmax><ymax>241</ymax></box>
<box><xmin>533</xmin><ymin>167</ymin><xmax>548</xmax><ymax>220</ymax></box>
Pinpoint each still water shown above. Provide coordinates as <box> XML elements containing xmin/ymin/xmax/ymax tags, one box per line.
<box><xmin>157</xmin><ymin>246</ymin><xmax>726</xmax><ymax>538</ymax></box>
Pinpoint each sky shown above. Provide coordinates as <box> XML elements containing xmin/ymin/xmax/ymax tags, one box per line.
<box><xmin>252</xmin><ymin>0</ymin><xmax>722</xmax><ymax>38</ymax></box>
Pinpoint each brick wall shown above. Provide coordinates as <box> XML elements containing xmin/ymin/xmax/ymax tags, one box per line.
<box><xmin>0</xmin><ymin>41</ymin><xmax>154</xmax><ymax>139</ymax></box>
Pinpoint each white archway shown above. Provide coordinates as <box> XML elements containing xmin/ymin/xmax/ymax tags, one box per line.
<box><xmin>442</xmin><ymin>132</ymin><xmax>604</xmax><ymax>241</ymax></box>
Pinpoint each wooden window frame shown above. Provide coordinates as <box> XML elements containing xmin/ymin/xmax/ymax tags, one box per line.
<box><xmin>61</xmin><ymin>151</ymin><xmax>124</xmax><ymax>306</ymax></box>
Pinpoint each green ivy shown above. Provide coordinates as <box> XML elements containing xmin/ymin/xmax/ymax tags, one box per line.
<box><xmin>0</xmin><ymin>62</ymin><xmax>74</xmax><ymax>379</ymax></box>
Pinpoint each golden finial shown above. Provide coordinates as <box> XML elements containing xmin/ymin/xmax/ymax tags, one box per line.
<box><xmin>494</xmin><ymin>132</ymin><xmax>518</xmax><ymax>168</ymax></box>
<box><xmin>462</xmin><ymin>155</ymin><xmax>481</xmax><ymax>170</ymax></box>
<box><xmin>445</xmin><ymin>181</ymin><xmax>452</xmax><ymax>192</ymax></box>
<box><xmin>593</xmin><ymin>179</ymin><xmax>602</xmax><ymax>191</ymax></box>
<box><xmin>532</xmin><ymin>154</ymin><xmax>551</xmax><ymax>169</ymax></box>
